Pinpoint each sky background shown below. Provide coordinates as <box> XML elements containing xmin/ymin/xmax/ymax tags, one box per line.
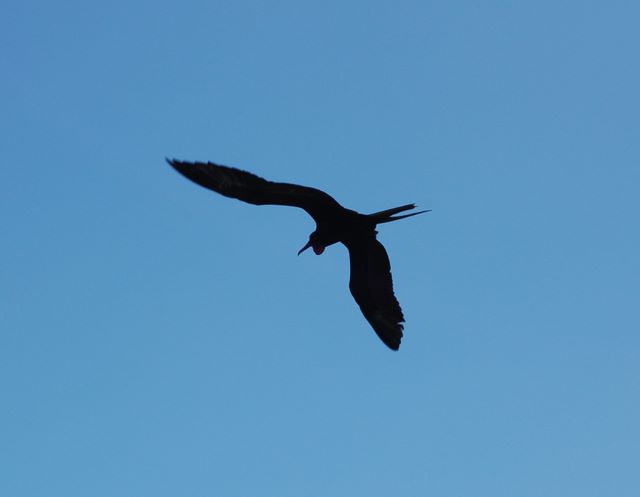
<box><xmin>2</xmin><ymin>1</ymin><xmax>639</xmax><ymax>496</ymax></box>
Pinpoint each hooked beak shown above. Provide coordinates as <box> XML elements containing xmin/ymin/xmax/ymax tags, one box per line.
<box><xmin>298</xmin><ymin>241</ymin><xmax>312</xmax><ymax>256</ymax></box>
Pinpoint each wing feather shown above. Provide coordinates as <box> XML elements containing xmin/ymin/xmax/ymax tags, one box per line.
<box><xmin>344</xmin><ymin>236</ymin><xmax>405</xmax><ymax>350</ymax></box>
<box><xmin>167</xmin><ymin>159</ymin><xmax>343</xmax><ymax>222</ymax></box>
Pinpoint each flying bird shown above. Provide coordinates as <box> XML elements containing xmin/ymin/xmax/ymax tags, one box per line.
<box><xmin>167</xmin><ymin>159</ymin><xmax>428</xmax><ymax>350</ymax></box>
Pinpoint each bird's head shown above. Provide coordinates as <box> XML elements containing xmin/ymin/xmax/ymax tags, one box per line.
<box><xmin>298</xmin><ymin>231</ymin><xmax>326</xmax><ymax>256</ymax></box>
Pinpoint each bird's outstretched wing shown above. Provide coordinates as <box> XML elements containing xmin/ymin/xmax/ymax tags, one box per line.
<box><xmin>167</xmin><ymin>159</ymin><xmax>344</xmax><ymax>222</ymax></box>
<box><xmin>344</xmin><ymin>236</ymin><xmax>405</xmax><ymax>350</ymax></box>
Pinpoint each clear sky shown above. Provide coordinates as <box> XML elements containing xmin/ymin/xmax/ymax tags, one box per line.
<box><xmin>2</xmin><ymin>1</ymin><xmax>639</xmax><ymax>496</ymax></box>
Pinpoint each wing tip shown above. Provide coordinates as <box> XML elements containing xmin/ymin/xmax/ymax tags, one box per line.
<box><xmin>371</xmin><ymin>312</ymin><xmax>404</xmax><ymax>351</ymax></box>
<box><xmin>386</xmin><ymin>340</ymin><xmax>401</xmax><ymax>351</ymax></box>
<box><xmin>166</xmin><ymin>157</ymin><xmax>186</xmax><ymax>173</ymax></box>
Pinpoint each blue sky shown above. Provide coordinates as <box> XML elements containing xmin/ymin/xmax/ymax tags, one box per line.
<box><xmin>2</xmin><ymin>1</ymin><xmax>639</xmax><ymax>496</ymax></box>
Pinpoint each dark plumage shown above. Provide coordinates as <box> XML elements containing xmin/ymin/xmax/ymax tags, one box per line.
<box><xmin>167</xmin><ymin>158</ymin><xmax>429</xmax><ymax>350</ymax></box>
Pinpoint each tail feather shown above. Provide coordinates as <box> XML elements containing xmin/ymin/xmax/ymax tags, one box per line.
<box><xmin>368</xmin><ymin>203</ymin><xmax>431</xmax><ymax>224</ymax></box>
<box><xmin>369</xmin><ymin>203</ymin><xmax>416</xmax><ymax>218</ymax></box>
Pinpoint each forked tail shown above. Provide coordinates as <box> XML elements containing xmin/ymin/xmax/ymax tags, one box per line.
<box><xmin>368</xmin><ymin>203</ymin><xmax>431</xmax><ymax>224</ymax></box>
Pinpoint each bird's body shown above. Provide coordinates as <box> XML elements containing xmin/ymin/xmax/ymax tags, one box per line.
<box><xmin>167</xmin><ymin>159</ymin><xmax>428</xmax><ymax>350</ymax></box>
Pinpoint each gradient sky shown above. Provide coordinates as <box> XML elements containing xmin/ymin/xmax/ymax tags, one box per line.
<box><xmin>2</xmin><ymin>1</ymin><xmax>639</xmax><ymax>496</ymax></box>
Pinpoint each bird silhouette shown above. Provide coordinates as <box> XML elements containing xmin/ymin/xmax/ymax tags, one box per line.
<box><xmin>167</xmin><ymin>159</ymin><xmax>429</xmax><ymax>350</ymax></box>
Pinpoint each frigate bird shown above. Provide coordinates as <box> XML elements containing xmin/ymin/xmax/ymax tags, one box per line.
<box><xmin>167</xmin><ymin>159</ymin><xmax>428</xmax><ymax>350</ymax></box>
